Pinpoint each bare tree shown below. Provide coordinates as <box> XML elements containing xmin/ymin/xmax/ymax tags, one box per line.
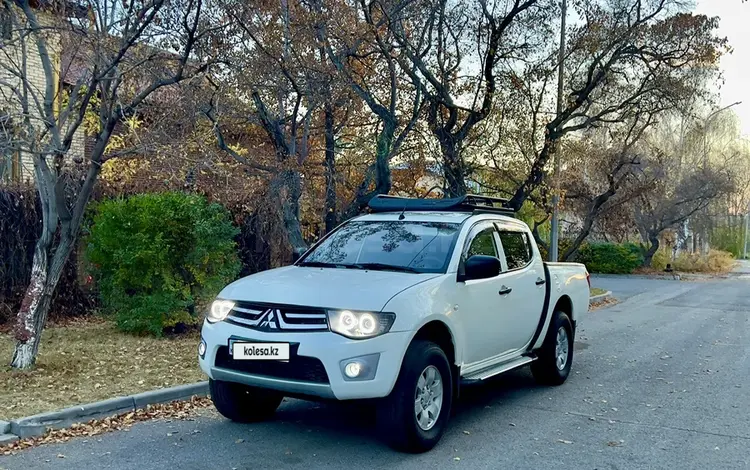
<box><xmin>0</xmin><ymin>0</ymin><xmax>218</xmax><ymax>368</ymax></box>
<box><xmin>506</xmin><ymin>0</ymin><xmax>727</xmax><ymax>210</ymax></box>
<box><xmin>626</xmin><ymin>113</ymin><xmax>736</xmax><ymax>265</ymax></box>
<box><xmin>205</xmin><ymin>0</ymin><xmax>334</xmax><ymax>256</ymax></box>
<box><xmin>634</xmin><ymin>165</ymin><xmax>733</xmax><ymax>265</ymax></box>
<box><xmin>386</xmin><ymin>0</ymin><xmax>549</xmax><ymax>197</ymax></box>
<box><xmin>321</xmin><ymin>0</ymin><xmax>423</xmax><ymax>216</ymax></box>
<box><xmin>558</xmin><ymin>113</ymin><xmax>657</xmax><ymax>260</ymax></box>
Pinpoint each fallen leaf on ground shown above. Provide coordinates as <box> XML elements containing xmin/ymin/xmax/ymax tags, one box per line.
<box><xmin>557</xmin><ymin>439</ymin><xmax>573</xmax><ymax>444</ymax></box>
<box><xmin>0</xmin><ymin>396</ymin><xmax>212</xmax><ymax>454</ymax></box>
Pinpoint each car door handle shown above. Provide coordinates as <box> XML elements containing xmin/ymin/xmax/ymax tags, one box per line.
<box><xmin>535</xmin><ymin>277</ymin><xmax>546</xmax><ymax>286</ymax></box>
<box><xmin>498</xmin><ymin>286</ymin><xmax>512</xmax><ymax>295</ymax></box>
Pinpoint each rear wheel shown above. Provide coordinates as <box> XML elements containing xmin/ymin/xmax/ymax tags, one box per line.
<box><xmin>209</xmin><ymin>379</ymin><xmax>283</xmax><ymax>422</ymax></box>
<box><xmin>377</xmin><ymin>340</ymin><xmax>453</xmax><ymax>453</ymax></box>
<box><xmin>531</xmin><ymin>311</ymin><xmax>574</xmax><ymax>385</ymax></box>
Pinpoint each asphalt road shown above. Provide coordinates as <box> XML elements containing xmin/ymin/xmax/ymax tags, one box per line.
<box><xmin>3</xmin><ymin>274</ymin><xmax>749</xmax><ymax>470</ymax></box>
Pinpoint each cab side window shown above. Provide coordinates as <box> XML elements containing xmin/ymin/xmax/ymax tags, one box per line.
<box><xmin>498</xmin><ymin>230</ymin><xmax>531</xmax><ymax>270</ymax></box>
<box><xmin>465</xmin><ymin>227</ymin><xmax>498</xmax><ymax>259</ymax></box>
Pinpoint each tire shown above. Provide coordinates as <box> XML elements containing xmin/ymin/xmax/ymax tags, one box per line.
<box><xmin>209</xmin><ymin>379</ymin><xmax>283</xmax><ymax>423</ymax></box>
<box><xmin>531</xmin><ymin>310</ymin><xmax>574</xmax><ymax>386</ymax></box>
<box><xmin>377</xmin><ymin>340</ymin><xmax>453</xmax><ymax>453</ymax></box>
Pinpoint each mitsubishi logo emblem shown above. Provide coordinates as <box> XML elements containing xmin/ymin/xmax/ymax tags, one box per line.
<box><xmin>257</xmin><ymin>309</ymin><xmax>280</xmax><ymax>330</ymax></box>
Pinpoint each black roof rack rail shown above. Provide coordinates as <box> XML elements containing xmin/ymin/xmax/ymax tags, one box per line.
<box><xmin>367</xmin><ymin>194</ymin><xmax>516</xmax><ymax>216</ymax></box>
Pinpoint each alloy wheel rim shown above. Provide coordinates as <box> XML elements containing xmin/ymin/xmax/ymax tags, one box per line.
<box><xmin>555</xmin><ymin>326</ymin><xmax>569</xmax><ymax>370</ymax></box>
<box><xmin>414</xmin><ymin>365</ymin><xmax>443</xmax><ymax>431</ymax></box>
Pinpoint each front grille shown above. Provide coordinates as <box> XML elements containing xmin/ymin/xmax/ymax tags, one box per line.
<box><xmin>226</xmin><ymin>301</ymin><xmax>329</xmax><ymax>333</ymax></box>
<box><xmin>214</xmin><ymin>346</ymin><xmax>330</xmax><ymax>384</ymax></box>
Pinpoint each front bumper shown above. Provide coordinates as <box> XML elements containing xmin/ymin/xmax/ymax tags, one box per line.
<box><xmin>199</xmin><ymin>320</ymin><xmax>411</xmax><ymax>400</ymax></box>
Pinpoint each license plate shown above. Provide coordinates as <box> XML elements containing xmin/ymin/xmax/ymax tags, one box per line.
<box><xmin>231</xmin><ymin>342</ymin><xmax>290</xmax><ymax>361</ymax></box>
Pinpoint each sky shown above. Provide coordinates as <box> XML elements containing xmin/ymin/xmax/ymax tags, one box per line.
<box><xmin>694</xmin><ymin>0</ymin><xmax>750</xmax><ymax>136</ymax></box>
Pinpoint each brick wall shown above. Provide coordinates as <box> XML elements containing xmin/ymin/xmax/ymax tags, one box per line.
<box><xmin>0</xmin><ymin>7</ymin><xmax>86</xmax><ymax>183</ymax></box>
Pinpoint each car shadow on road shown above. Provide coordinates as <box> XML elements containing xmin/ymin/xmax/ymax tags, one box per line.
<box><xmin>233</xmin><ymin>367</ymin><xmax>544</xmax><ymax>448</ymax></box>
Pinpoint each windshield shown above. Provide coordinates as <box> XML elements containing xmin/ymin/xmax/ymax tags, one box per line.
<box><xmin>298</xmin><ymin>221</ymin><xmax>461</xmax><ymax>273</ymax></box>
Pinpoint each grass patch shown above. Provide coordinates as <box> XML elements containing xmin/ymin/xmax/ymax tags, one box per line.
<box><xmin>590</xmin><ymin>287</ymin><xmax>607</xmax><ymax>297</ymax></box>
<box><xmin>0</xmin><ymin>320</ymin><xmax>205</xmax><ymax>420</ymax></box>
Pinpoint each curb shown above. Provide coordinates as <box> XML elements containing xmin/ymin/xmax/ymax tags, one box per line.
<box><xmin>7</xmin><ymin>381</ymin><xmax>208</xmax><ymax>439</ymax></box>
<box><xmin>589</xmin><ymin>290</ymin><xmax>613</xmax><ymax>304</ymax></box>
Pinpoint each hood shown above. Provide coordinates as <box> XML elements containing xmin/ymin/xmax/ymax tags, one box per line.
<box><xmin>219</xmin><ymin>266</ymin><xmax>441</xmax><ymax>312</ymax></box>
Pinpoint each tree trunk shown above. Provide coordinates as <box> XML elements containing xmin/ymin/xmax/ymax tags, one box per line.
<box><xmin>12</xmin><ymin>229</ymin><xmax>75</xmax><ymax>368</ymax></box>
<box><xmin>508</xmin><ymin>137</ymin><xmax>555</xmax><ymax>210</ymax></box>
<box><xmin>275</xmin><ymin>170</ymin><xmax>307</xmax><ymax>257</ymax></box>
<box><xmin>561</xmin><ymin>190</ymin><xmax>616</xmax><ymax>261</ymax></box>
<box><xmin>440</xmin><ymin>138</ymin><xmax>467</xmax><ymax>198</ymax></box>
<box><xmin>342</xmin><ymin>118</ymin><xmax>396</xmax><ymax>219</ymax></box>
<box><xmin>562</xmin><ymin>224</ymin><xmax>591</xmax><ymax>262</ymax></box>
<box><xmin>643</xmin><ymin>233</ymin><xmax>660</xmax><ymax>267</ymax></box>
<box><xmin>323</xmin><ymin>101</ymin><xmax>336</xmax><ymax>233</ymax></box>
<box><xmin>374</xmin><ymin>119</ymin><xmax>395</xmax><ymax>196</ymax></box>
<box><xmin>11</xmin><ymin>240</ymin><xmax>50</xmax><ymax>368</ymax></box>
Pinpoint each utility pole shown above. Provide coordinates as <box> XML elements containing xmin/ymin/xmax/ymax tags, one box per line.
<box><xmin>744</xmin><ymin>201</ymin><xmax>749</xmax><ymax>260</ymax></box>
<box><xmin>697</xmin><ymin>102</ymin><xmax>742</xmax><ymax>254</ymax></box>
<box><xmin>549</xmin><ymin>0</ymin><xmax>566</xmax><ymax>262</ymax></box>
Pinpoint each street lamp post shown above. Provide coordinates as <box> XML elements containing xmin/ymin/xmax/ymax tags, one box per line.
<box><xmin>549</xmin><ymin>0</ymin><xmax>567</xmax><ymax>262</ymax></box>
<box><xmin>695</xmin><ymin>102</ymin><xmax>742</xmax><ymax>254</ymax></box>
<box><xmin>702</xmin><ymin>102</ymin><xmax>742</xmax><ymax>169</ymax></box>
<box><xmin>744</xmin><ymin>201</ymin><xmax>749</xmax><ymax>260</ymax></box>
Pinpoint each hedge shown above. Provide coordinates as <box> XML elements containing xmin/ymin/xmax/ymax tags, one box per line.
<box><xmin>0</xmin><ymin>184</ymin><xmax>94</xmax><ymax>324</ymax></box>
<box><xmin>575</xmin><ymin>242</ymin><xmax>644</xmax><ymax>274</ymax></box>
<box><xmin>86</xmin><ymin>192</ymin><xmax>241</xmax><ymax>336</ymax></box>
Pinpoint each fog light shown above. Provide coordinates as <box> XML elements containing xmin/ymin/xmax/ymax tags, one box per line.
<box><xmin>344</xmin><ymin>361</ymin><xmax>362</xmax><ymax>378</ymax></box>
<box><xmin>198</xmin><ymin>340</ymin><xmax>206</xmax><ymax>358</ymax></box>
<box><xmin>339</xmin><ymin>353</ymin><xmax>380</xmax><ymax>381</ymax></box>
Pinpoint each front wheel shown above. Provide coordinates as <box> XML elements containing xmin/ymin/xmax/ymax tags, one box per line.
<box><xmin>209</xmin><ymin>379</ymin><xmax>283</xmax><ymax>422</ymax></box>
<box><xmin>377</xmin><ymin>340</ymin><xmax>453</xmax><ymax>453</ymax></box>
<box><xmin>531</xmin><ymin>310</ymin><xmax>574</xmax><ymax>385</ymax></box>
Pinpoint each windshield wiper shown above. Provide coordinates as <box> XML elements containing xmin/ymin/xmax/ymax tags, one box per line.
<box><xmin>349</xmin><ymin>263</ymin><xmax>420</xmax><ymax>273</ymax></box>
<box><xmin>297</xmin><ymin>261</ymin><xmax>352</xmax><ymax>269</ymax></box>
<box><xmin>299</xmin><ymin>261</ymin><xmax>420</xmax><ymax>273</ymax></box>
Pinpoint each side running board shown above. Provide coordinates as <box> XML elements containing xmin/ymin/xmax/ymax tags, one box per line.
<box><xmin>460</xmin><ymin>356</ymin><xmax>535</xmax><ymax>384</ymax></box>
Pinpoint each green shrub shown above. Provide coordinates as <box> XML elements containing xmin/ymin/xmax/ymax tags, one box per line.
<box><xmin>576</xmin><ymin>242</ymin><xmax>644</xmax><ymax>274</ymax></box>
<box><xmin>86</xmin><ymin>192</ymin><xmax>241</xmax><ymax>336</ymax></box>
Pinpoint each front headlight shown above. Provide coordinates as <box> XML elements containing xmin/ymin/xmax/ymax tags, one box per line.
<box><xmin>207</xmin><ymin>299</ymin><xmax>235</xmax><ymax>323</ymax></box>
<box><xmin>327</xmin><ymin>310</ymin><xmax>396</xmax><ymax>339</ymax></box>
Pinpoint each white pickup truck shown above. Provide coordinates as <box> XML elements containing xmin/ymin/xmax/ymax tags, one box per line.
<box><xmin>199</xmin><ymin>195</ymin><xmax>590</xmax><ymax>452</ymax></box>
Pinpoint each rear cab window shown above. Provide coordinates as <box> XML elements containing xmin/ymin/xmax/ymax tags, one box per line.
<box><xmin>497</xmin><ymin>230</ymin><xmax>532</xmax><ymax>271</ymax></box>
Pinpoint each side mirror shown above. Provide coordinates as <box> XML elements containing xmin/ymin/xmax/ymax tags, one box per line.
<box><xmin>292</xmin><ymin>250</ymin><xmax>303</xmax><ymax>263</ymax></box>
<box><xmin>461</xmin><ymin>255</ymin><xmax>501</xmax><ymax>281</ymax></box>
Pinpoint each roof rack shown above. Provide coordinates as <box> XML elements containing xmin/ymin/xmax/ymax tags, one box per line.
<box><xmin>367</xmin><ymin>194</ymin><xmax>516</xmax><ymax>216</ymax></box>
